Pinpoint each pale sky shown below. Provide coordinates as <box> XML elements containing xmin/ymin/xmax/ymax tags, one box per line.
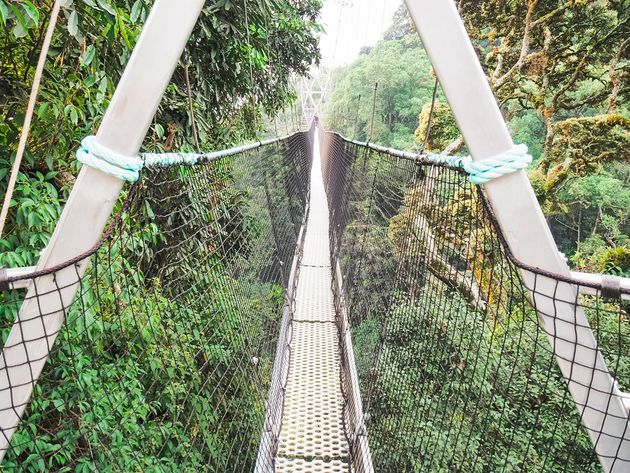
<box><xmin>318</xmin><ymin>0</ymin><xmax>401</xmax><ymax>68</ymax></box>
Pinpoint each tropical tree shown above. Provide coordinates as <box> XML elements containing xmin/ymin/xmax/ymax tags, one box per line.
<box><xmin>324</xmin><ymin>34</ymin><xmax>434</xmax><ymax>150</ymax></box>
<box><xmin>0</xmin><ymin>0</ymin><xmax>321</xmax><ymax>266</ymax></box>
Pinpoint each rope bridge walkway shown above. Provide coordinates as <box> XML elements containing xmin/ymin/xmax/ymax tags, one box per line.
<box><xmin>267</xmin><ymin>129</ymin><xmax>351</xmax><ymax>472</ymax></box>
<box><xmin>1</xmin><ymin>0</ymin><xmax>628</xmax><ymax>471</ymax></box>
<box><xmin>1</xmin><ymin>124</ymin><xmax>629</xmax><ymax>472</ymax></box>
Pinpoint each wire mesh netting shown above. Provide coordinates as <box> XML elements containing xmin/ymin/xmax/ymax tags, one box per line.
<box><xmin>2</xmin><ymin>123</ymin><xmax>628</xmax><ymax>473</ymax></box>
<box><xmin>320</xmin><ymin>131</ymin><xmax>630</xmax><ymax>473</ymax></box>
<box><xmin>0</xmin><ymin>127</ymin><xmax>314</xmax><ymax>471</ymax></box>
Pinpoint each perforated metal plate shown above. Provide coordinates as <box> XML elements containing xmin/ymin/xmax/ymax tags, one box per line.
<box><xmin>301</xmin><ymin>232</ymin><xmax>330</xmax><ymax>266</ymax></box>
<box><xmin>272</xmin><ymin>134</ymin><xmax>351</xmax><ymax>470</ymax></box>
<box><xmin>277</xmin><ymin>322</ymin><xmax>348</xmax><ymax>459</ymax></box>
<box><xmin>306</xmin><ymin>209</ymin><xmax>329</xmax><ymax>231</ymax></box>
<box><xmin>294</xmin><ymin>267</ymin><xmax>335</xmax><ymax>322</ymax></box>
<box><xmin>275</xmin><ymin>458</ymin><xmax>349</xmax><ymax>472</ymax></box>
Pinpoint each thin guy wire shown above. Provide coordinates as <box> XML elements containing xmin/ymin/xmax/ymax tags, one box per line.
<box><xmin>0</xmin><ymin>0</ymin><xmax>63</xmax><ymax>238</ymax></box>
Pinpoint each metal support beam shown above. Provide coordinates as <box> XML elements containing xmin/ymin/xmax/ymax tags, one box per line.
<box><xmin>298</xmin><ymin>68</ymin><xmax>331</xmax><ymax>128</ymax></box>
<box><xmin>0</xmin><ymin>0</ymin><xmax>205</xmax><ymax>458</ymax></box>
<box><xmin>404</xmin><ymin>1</ymin><xmax>629</xmax><ymax>471</ymax></box>
<box><xmin>1</xmin><ymin>267</ymin><xmax>36</xmax><ymax>290</ymax></box>
<box><xmin>570</xmin><ymin>272</ymin><xmax>630</xmax><ymax>301</ymax></box>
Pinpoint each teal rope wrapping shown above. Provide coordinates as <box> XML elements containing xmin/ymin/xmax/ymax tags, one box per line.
<box><xmin>425</xmin><ymin>153</ymin><xmax>467</xmax><ymax>169</ymax></box>
<box><xmin>461</xmin><ymin>144</ymin><xmax>532</xmax><ymax>184</ymax></box>
<box><xmin>428</xmin><ymin>144</ymin><xmax>531</xmax><ymax>184</ymax></box>
<box><xmin>76</xmin><ymin>137</ymin><xmax>201</xmax><ymax>182</ymax></box>
<box><xmin>76</xmin><ymin>136</ymin><xmax>143</xmax><ymax>182</ymax></box>
<box><xmin>142</xmin><ymin>152</ymin><xmax>199</xmax><ymax>168</ymax></box>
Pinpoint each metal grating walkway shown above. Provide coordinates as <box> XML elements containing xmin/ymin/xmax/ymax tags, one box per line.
<box><xmin>275</xmin><ymin>130</ymin><xmax>351</xmax><ymax>472</ymax></box>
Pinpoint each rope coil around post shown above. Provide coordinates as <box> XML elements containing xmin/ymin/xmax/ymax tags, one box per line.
<box><xmin>76</xmin><ymin>136</ymin><xmax>143</xmax><ymax>182</ymax></box>
<box><xmin>427</xmin><ymin>143</ymin><xmax>532</xmax><ymax>184</ymax></box>
<box><xmin>460</xmin><ymin>144</ymin><xmax>532</xmax><ymax>184</ymax></box>
<box><xmin>76</xmin><ymin>136</ymin><xmax>203</xmax><ymax>182</ymax></box>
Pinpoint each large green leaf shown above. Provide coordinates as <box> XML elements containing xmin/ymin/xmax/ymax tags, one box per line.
<box><xmin>67</xmin><ymin>9</ymin><xmax>79</xmax><ymax>37</ymax></box>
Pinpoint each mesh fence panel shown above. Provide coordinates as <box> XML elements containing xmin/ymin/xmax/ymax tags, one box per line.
<box><xmin>320</xmin><ymin>131</ymin><xmax>629</xmax><ymax>473</ymax></box>
<box><xmin>0</xmin><ymin>128</ymin><xmax>313</xmax><ymax>471</ymax></box>
<box><xmin>2</xmin><ymin>125</ymin><xmax>628</xmax><ymax>472</ymax></box>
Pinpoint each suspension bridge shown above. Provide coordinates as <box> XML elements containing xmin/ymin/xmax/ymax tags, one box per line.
<box><xmin>0</xmin><ymin>1</ymin><xmax>629</xmax><ymax>472</ymax></box>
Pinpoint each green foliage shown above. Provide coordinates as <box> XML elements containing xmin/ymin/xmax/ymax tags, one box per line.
<box><xmin>0</xmin><ymin>171</ymin><xmax>60</xmax><ymax>268</ymax></box>
<box><xmin>1</xmin><ymin>0</ymin><xmax>320</xmax><ymax>245</ymax></box>
<box><xmin>0</xmin><ymin>0</ymin><xmax>319</xmax><ymax>469</ymax></box>
<box><xmin>526</xmin><ymin>115</ymin><xmax>630</xmax><ymax>272</ymax></box>
<box><xmin>460</xmin><ymin>0</ymin><xmax>629</xmax><ymax>120</ymax></box>
<box><xmin>336</xmin><ymin>152</ymin><xmax>629</xmax><ymax>471</ymax></box>
<box><xmin>3</xmin><ymin>270</ymin><xmax>281</xmax><ymax>471</ymax></box>
<box><xmin>414</xmin><ymin>102</ymin><xmax>459</xmax><ymax>152</ymax></box>
<box><xmin>508</xmin><ymin>110</ymin><xmax>545</xmax><ymax>162</ymax></box>
<box><xmin>598</xmin><ymin>246</ymin><xmax>630</xmax><ymax>276</ymax></box>
<box><xmin>366</xmin><ymin>290</ymin><xmax>611</xmax><ymax>473</ymax></box>
<box><xmin>383</xmin><ymin>4</ymin><xmax>414</xmax><ymax>41</ymax></box>
<box><xmin>0</xmin><ymin>0</ymin><xmax>40</xmax><ymax>38</ymax></box>
<box><xmin>573</xmin><ymin>235</ymin><xmax>630</xmax><ymax>276</ymax></box>
<box><xmin>1</xmin><ymin>145</ymin><xmax>301</xmax><ymax>469</ymax></box>
<box><xmin>324</xmin><ymin>1</ymin><xmax>629</xmax><ymax>276</ymax></box>
<box><xmin>537</xmin><ymin>114</ymin><xmax>630</xmax><ymax>195</ymax></box>
<box><xmin>323</xmin><ymin>34</ymin><xmax>435</xmax><ymax>150</ymax></box>
<box><xmin>457</xmin><ymin>0</ymin><xmax>630</xmax><ymax>272</ymax></box>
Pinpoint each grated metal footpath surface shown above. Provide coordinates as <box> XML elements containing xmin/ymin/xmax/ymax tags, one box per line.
<box><xmin>275</xmin><ymin>130</ymin><xmax>351</xmax><ymax>472</ymax></box>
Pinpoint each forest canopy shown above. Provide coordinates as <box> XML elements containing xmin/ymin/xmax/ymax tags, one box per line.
<box><xmin>323</xmin><ymin>0</ymin><xmax>629</xmax><ymax>276</ymax></box>
<box><xmin>0</xmin><ymin>0</ymin><xmax>321</xmax><ymax>268</ymax></box>
<box><xmin>0</xmin><ymin>1</ymin><xmax>321</xmax><ymax>470</ymax></box>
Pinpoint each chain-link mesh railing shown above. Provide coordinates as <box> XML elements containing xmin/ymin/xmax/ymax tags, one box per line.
<box><xmin>2</xmin><ymin>124</ymin><xmax>628</xmax><ymax>472</ymax></box>
<box><xmin>320</xmin><ymin>130</ymin><xmax>629</xmax><ymax>473</ymax></box>
<box><xmin>0</xmin><ymin>127</ymin><xmax>314</xmax><ymax>471</ymax></box>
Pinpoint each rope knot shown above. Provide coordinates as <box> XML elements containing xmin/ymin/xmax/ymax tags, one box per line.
<box><xmin>461</xmin><ymin>144</ymin><xmax>532</xmax><ymax>184</ymax></box>
<box><xmin>76</xmin><ymin>136</ymin><xmax>143</xmax><ymax>182</ymax></box>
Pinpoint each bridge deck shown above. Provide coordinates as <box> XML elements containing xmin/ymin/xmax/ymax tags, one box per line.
<box><xmin>275</xmin><ymin>131</ymin><xmax>350</xmax><ymax>472</ymax></box>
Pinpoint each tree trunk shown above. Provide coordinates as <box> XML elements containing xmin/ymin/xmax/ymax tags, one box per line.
<box><xmin>541</xmin><ymin>106</ymin><xmax>555</xmax><ymax>163</ymax></box>
<box><xmin>607</xmin><ymin>39</ymin><xmax>628</xmax><ymax>114</ymax></box>
<box><xmin>412</xmin><ymin>213</ymin><xmax>487</xmax><ymax>312</ymax></box>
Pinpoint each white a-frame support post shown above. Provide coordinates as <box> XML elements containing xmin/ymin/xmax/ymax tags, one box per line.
<box><xmin>403</xmin><ymin>1</ymin><xmax>629</xmax><ymax>471</ymax></box>
<box><xmin>0</xmin><ymin>0</ymin><xmax>204</xmax><ymax>458</ymax></box>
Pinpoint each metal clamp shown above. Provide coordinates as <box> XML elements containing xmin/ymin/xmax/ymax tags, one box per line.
<box><xmin>0</xmin><ymin>268</ymin><xmax>8</xmax><ymax>292</ymax></box>
<box><xmin>600</xmin><ymin>275</ymin><xmax>622</xmax><ymax>300</ymax></box>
